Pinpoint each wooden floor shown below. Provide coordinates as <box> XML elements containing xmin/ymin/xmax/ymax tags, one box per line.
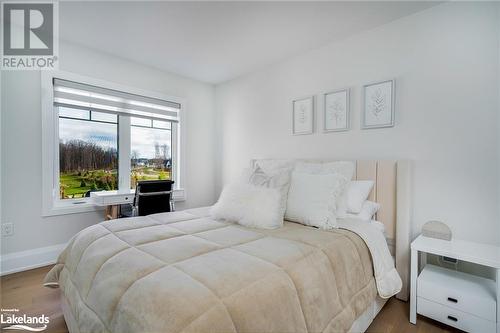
<box><xmin>1</xmin><ymin>266</ymin><xmax>68</xmax><ymax>333</ymax></box>
<box><xmin>1</xmin><ymin>265</ymin><xmax>462</xmax><ymax>333</ymax></box>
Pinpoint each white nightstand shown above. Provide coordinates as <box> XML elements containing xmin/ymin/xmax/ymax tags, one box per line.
<box><xmin>410</xmin><ymin>235</ymin><xmax>500</xmax><ymax>333</ymax></box>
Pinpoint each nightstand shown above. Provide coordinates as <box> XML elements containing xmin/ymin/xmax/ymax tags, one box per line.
<box><xmin>410</xmin><ymin>235</ymin><xmax>500</xmax><ymax>333</ymax></box>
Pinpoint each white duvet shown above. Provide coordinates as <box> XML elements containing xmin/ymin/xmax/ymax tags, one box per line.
<box><xmin>337</xmin><ymin>217</ymin><xmax>402</xmax><ymax>298</ymax></box>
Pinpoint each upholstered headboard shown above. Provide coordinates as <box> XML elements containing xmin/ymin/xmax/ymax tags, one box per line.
<box><xmin>250</xmin><ymin>159</ymin><xmax>412</xmax><ymax>301</ymax></box>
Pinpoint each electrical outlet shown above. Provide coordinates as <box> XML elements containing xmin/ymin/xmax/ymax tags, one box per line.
<box><xmin>1</xmin><ymin>223</ymin><xmax>13</xmax><ymax>237</ymax></box>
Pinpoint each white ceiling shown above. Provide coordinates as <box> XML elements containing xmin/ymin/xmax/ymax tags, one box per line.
<box><xmin>60</xmin><ymin>1</ymin><xmax>440</xmax><ymax>84</ymax></box>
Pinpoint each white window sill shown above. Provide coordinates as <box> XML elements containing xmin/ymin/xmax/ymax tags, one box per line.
<box><xmin>42</xmin><ymin>188</ymin><xmax>186</xmax><ymax>217</ymax></box>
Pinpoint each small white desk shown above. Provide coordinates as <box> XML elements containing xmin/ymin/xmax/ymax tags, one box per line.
<box><xmin>90</xmin><ymin>188</ymin><xmax>185</xmax><ymax>219</ymax></box>
<box><xmin>410</xmin><ymin>235</ymin><xmax>500</xmax><ymax>332</ymax></box>
<box><xmin>91</xmin><ymin>190</ymin><xmax>135</xmax><ymax>220</ymax></box>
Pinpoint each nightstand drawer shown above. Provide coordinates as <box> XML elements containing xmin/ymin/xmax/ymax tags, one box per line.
<box><xmin>417</xmin><ymin>297</ymin><xmax>496</xmax><ymax>333</ymax></box>
<box><xmin>417</xmin><ymin>265</ymin><xmax>496</xmax><ymax>321</ymax></box>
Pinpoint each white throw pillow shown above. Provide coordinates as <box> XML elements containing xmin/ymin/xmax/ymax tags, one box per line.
<box><xmin>294</xmin><ymin>161</ymin><xmax>355</xmax><ymax>217</ymax></box>
<box><xmin>242</xmin><ymin>164</ymin><xmax>292</xmax><ymax>218</ymax></box>
<box><xmin>210</xmin><ymin>183</ymin><xmax>283</xmax><ymax>229</ymax></box>
<box><xmin>347</xmin><ymin>180</ymin><xmax>374</xmax><ymax>214</ymax></box>
<box><xmin>285</xmin><ymin>171</ymin><xmax>348</xmax><ymax>230</ymax></box>
<box><xmin>346</xmin><ymin>200</ymin><xmax>380</xmax><ymax>221</ymax></box>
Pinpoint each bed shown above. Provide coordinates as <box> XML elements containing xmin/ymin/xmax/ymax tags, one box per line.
<box><xmin>44</xmin><ymin>159</ymin><xmax>412</xmax><ymax>333</ymax></box>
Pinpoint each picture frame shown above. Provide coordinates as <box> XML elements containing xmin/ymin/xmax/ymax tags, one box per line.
<box><xmin>362</xmin><ymin>79</ymin><xmax>395</xmax><ymax>129</ymax></box>
<box><xmin>323</xmin><ymin>88</ymin><xmax>350</xmax><ymax>132</ymax></box>
<box><xmin>292</xmin><ymin>96</ymin><xmax>314</xmax><ymax>135</ymax></box>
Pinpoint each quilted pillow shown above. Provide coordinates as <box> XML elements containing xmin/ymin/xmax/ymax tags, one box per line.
<box><xmin>210</xmin><ymin>183</ymin><xmax>282</xmax><ymax>229</ymax></box>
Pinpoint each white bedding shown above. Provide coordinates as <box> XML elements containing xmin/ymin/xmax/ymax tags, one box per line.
<box><xmin>337</xmin><ymin>217</ymin><xmax>402</xmax><ymax>298</ymax></box>
<box><xmin>371</xmin><ymin>220</ymin><xmax>386</xmax><ymax>236</ymax></box>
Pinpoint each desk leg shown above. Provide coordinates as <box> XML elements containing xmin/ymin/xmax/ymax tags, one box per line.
<box><xmin>105</xmin><ymin>205</ymin><xmax>120</xmax><ymax>220</ymax></box>
<box><xmin>410</xmin><ymin>248</ymin><xmax>418</xmax><ymax>324</ymax></box>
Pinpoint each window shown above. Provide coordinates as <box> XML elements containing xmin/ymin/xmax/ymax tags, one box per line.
<box><xmin>59</xmin><ymin>108</ymin><xmax>118</xmax><ymax>199</ymax></box>
<box><xmin>41</xmin><ymin>72</ymin><xmax>184</xmax><ymax>215</ymax></box>
<box><xmin>130</xmin><ymin>117</ymin><xmax>172</xmax><ymax>188</ymax></box>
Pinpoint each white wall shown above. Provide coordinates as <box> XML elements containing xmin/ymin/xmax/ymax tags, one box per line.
<box><xmin>216</xmin><ymin>2</ymin><xmax>500</xmax><ymax>245</ymax></box>
<box><xmin>498</xmin><ymin>3</ymin><xmax>500</xmax><ymax>239</ymax></box>
<box><xmin>1</xmin><ymin>42</ymin><xmax>216</xmax><ymax>256</ymax></box>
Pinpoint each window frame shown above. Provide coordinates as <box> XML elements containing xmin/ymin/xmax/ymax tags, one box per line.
<box><xmin>41</xmin><ymin>70</ymin><xmax>186</xmax><ymax>216</ymax></box>
<box><xmin>57</xmin><ymin>108</ymin><xmax>120</xmax><ymax>199</ymax></box>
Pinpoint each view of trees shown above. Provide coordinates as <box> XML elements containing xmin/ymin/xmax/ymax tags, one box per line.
<box><xmin>59</xmin><ymin>140</ymin><xmax>118</xmax><ymax>172</ymax></box>
<box><xmin>59</xmin><ymin>140</ymin><xmax>118</xmax><ymax>199</ymax></box>
<box><xmin>59</xmin><ymin>139</ymin><xmax>171</xmax><ymax>199</ymax></box>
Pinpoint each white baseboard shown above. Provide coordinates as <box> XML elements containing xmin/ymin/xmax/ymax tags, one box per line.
<box><xmin>0</xmin><ymin>243</ymin><xmax>66</xmax><ymax>276</ymax></box>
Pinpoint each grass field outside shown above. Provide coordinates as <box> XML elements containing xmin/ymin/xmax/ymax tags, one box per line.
<box><xmin>60</xmin><ymin>167</ymin><xmax>171</xmax><ymax>199</ymax></box>
<box><xmin>60</xmin><ymin>169</ymin><xmax>118</xmax><ymax>199</ymax></box>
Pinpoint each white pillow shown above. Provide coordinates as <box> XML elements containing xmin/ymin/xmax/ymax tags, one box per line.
<box><xmin>294</xmin><ymin>161</ymin><xmax>355</xmax><ymax>217</ymax></box>
<box><xmin>347</xmin><ymin>180</ymin><xmax>374</xmax><ymax>214</ymax></box>
<box><xmin>242</xmin><ymin>164</ymin><xmax>292</xmax><ymax>218</ymax></box>
<box><xmin>285</xmin><ymin>171</ymin><xmax>348</xmax><ymax>230</ymax></box>
<box><xmin>346</xmin><ymin>200</ymin><xmax>380</xmax><ymax>221</ymax></box>
<box><xmin>210</xmin><ymin>183</ymin><xmax>283</xmax><ymax>229</ymax></box>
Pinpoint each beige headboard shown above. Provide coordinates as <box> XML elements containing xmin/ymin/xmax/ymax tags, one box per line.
<box><xmin>251</xmin><ymin>159</ymin><xmax>412</xmax><ymax>301</ymax></box>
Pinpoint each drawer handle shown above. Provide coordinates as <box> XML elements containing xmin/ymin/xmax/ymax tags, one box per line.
<box><xmin>447</xmin><ymin>315</ymin><xmax>458</xmax><ymax>322</ymax></box>
<box><xmin>447</xmin><ymin>297</ymin><xmax>458</xmax><ymax>303</ymax></box>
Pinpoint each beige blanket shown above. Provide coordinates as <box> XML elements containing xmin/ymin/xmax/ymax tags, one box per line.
<box><xmin>45</xmin><ymin>207</ymin><xmax>377</xmax><ymax>333</ymax></box>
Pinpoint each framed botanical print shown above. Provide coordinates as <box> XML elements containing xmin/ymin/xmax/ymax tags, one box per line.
<box><xmin>292</xmin><ymin>96</ymin><xmax>314</xmax><ymax>135</ymax></box>
<box><xmin>362</xmin><ymin>79</ymin><xmax>395</xmax><ymax>129</ymax></box>
<box><xmin>324</xmin><ymin>88</ymin><xmax>350</xmax><ymax>132</ymax></box>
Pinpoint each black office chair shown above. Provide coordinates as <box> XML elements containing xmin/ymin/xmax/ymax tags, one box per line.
<box><xmin>131</xmin><ymin>180</ymin><xmax>175</xmax><ymax>216</ymax></box>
